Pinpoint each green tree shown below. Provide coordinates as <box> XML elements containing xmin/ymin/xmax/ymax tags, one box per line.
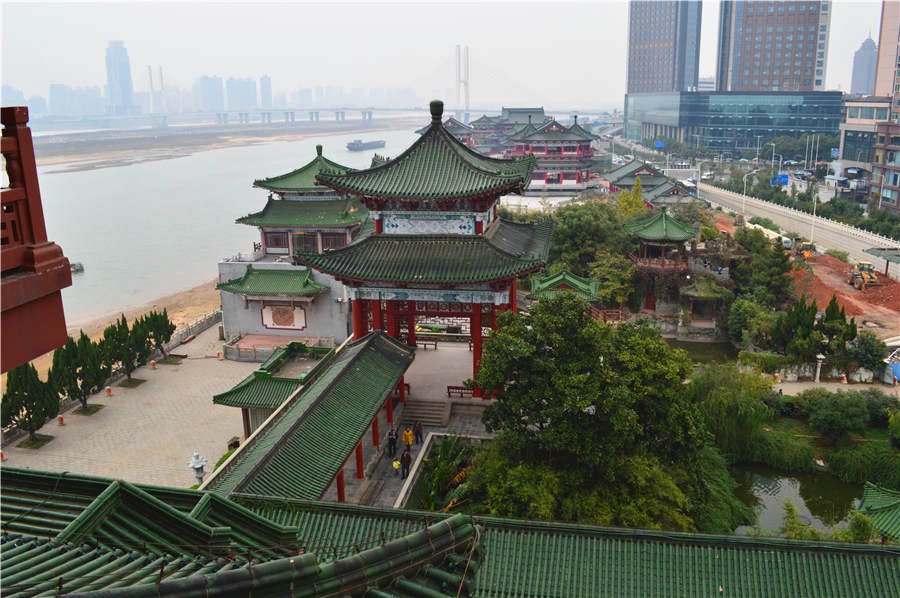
<box><xmin>848</xmin><ymin>330</ymin><xmax>886</xmax><ymax>373</ymax></box>
<box><xmin>49</xmin><ymin>336</ymin><xmax>79</xmax><ymax>403</ymax></box>
<box><xmin>617</xmin><ymin>177</ymin><xmax>646</xmax><ymax>220</ymax></box>
<box><xmin>809</xmin><ymin>392</ymin><xmax>868</xmax><ymax>445</ymax></box>
<box><xmin>688</xmin><ymin>364</ymin><xmax>773</xmax><ymax>459</ymax></box>
<box><xmin>588</xmin><ymin>251</ymin><xmax>636</xmax><ymax>307</ymax></box>
<box><xmin>1</xmin><ymin>363</ymin><xmax>59</xmax><ymax>440</ymax></box>
<box><xmin>145</xmin><ymin>309</ymin><xmax>177</xmax><ymax>357</ymax></box>
<box><xmin>816</xmin><ymin>296</ymin><xmax>857</xmax><ymax>371</ymax></box>
<box><xmin>101</xmin><ymin>317</ymin><xmax>128</xmax><ymax>375</ymax></box>
<box><xmin>131</xmin><ymin>316</ymin><xmax>153</xmax><ymax>367</ymax></box>
<box><xmin>748</xmin><ymin>239</ymin><xmax>794</xmax><ymax>307</ymax></box>
<box><xmin>889</xmin><ymin>410</ymin><xmax>900</xmax><ymax>449</ymax></box>
<box><xmin>477</xmin><ymin>294</ymin><xmax>701</xmax><ymax>477</ymax></box>
<box><xmin>548</xmin><ymin>202</ymin><xmax>629</xmax><ymax>276</ymax></box>
<box><xmin>73</xmin><ymin>331</ymin><xmax>107</xmax><ymax>409</ymax></box>
<box><xmin>727</xmin><ymin>298</ymin><xmax>777</xmax><ymax>348</ymax></box>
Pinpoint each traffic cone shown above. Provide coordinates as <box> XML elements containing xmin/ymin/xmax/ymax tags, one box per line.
<box><xmin>58</xmin><ymin>416</ymin><xmax>65</xmax><ymax>426</ymax></box>
<box><xmin>841</xmin><ymin>374</ymin><xmax>847</xmax><ymax>384</ymax></box>
<box><xmin>217</xmin><ymin>351</ymin><xmax>222</xmax><ymax>360</ymax></box>
<box><xmin>1</xmin><ymin>451</ymin><xmax>6</xmax><ymax>462</ymax></box>
<box><xmin>151</xmin><ymin>360</ymin><xmax>157</xmax><ymax>369</ymax></box>
<box><xmin>774</xmin><ymin>373</ymin><xmax>780</xmax><ymax>384</ymax></box>
<box><xmin>106</xmin><ymin>386</ymin><xmax>112</xmax><ymax>396</ymax></box>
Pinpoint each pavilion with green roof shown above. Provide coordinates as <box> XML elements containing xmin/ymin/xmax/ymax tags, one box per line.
<box><xmin>219</xmin><ymin>144</ymin><xmax>369</xmax><ymax>347</ymax></box>
<box><xmin>296</xmin><ymin>100</ymin><xmax>552</xmax><ymax>397</ymax></box>
<box><xmin>528</xmin><ymin>269</ymin><xmax>601</xmax><ymax>303</ymax></box>
<box><xmin>860</xmin><ymin>482</ymin><xmax>900</xmax><ymax>542</ymax></box>
<box><xmin>604</xmin><ymin>159</ymin><xmax>671</xmax><ymax>194</ymax></box>
<box><xmin>505</xmin><ymin>117</ymin><xmax>599</xmax><ymax>190</ymax></box>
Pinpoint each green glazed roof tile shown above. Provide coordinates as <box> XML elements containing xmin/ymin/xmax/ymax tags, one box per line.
<box><xmin>604</xmin><ymin>159</ymin><xmax>664</xmax><ymax>184</ymax></box>
<box><xmin>207</xmin><ymin>332</ymin><xmax>414</xmax><ymax>500</ymax></box>
<box><xmin>212</xmin><ymin>371</ymin><xmax>302</xmax><ymax>409</ymax></box>
<box><xmin>860</xmin><ymin>482</ymin><xmax>900</xmax><ymax>540</ymax></box>
<box><xmin>253</xmin><ymin>144</ymin><xmax>351</xmax><ymax>192</ymax></box>
<box><xmin>317</xmin><ymin>101</ymin><xmax>534</xmax><ymax>200</ymax></box>
<box><xmin>295</xmin><ymin>218</ymin><xmax>553</xmax><ymax>284</ymax></box>
<box><xmin>624</xmin><ymin>207</ymin><xmax>698</xmax><ymax>242</ymax></box>
<box><xmin>415</xmin><ymin>116</ymin><xmax>473</xmax><ymax>135</ymax></box>
<box><xmin>217</xmin><ymin>265</ymin><xmax>329</xmax><ymax>296</ymax></box>
<box><xmin>236</xmin><ymin>198</ymin><xmax>368</xmax><ymax>228</ymax></box>
<box><xmin>528</xmin><ymin>269</ymin><xmax>600</xmax><ymax>301</ymax></box>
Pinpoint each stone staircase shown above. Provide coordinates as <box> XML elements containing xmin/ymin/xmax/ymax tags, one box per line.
<box><xmin>399</xmin><ymin>398</ymin><xmax>450</xmax><ymax>427</ymax></box>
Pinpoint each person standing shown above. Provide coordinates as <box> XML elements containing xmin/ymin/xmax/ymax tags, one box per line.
<box><xmin>414</xmin><ymin>421</ymin><xmax>423</xmax><ymax>445</ymax></box>
<box><xmin>400</xmin><ymin>448</ymin><xmax>412</xmax><ymax>479</ymax></box>
<box><xmin>387</xmin><ymin>426</ymin><xmax>398</xmax><ymax>458</ymax></box>
<box><xmin>402</xmin><ymin>426</ymin><xmax>414</xmax><ymax>452</ymax></box>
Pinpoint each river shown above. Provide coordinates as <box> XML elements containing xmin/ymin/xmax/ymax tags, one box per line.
<box><xmin>732</xmin><ymin>463</ymin><xmax>863</xmax><ymax>535</ymax></box>
<box><xmin>37</xmin><ymin>128</ymin><xmax>419</xmax><ymax>325</ymax></box>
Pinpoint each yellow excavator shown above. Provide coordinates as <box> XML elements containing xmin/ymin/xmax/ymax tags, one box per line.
<box><xmin>847</xmin><ymin>261</ymin><xmax>883</xmax><ymax>290</ymax></box>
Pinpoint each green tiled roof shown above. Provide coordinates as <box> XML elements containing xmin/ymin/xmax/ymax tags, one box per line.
<box><xmin>624</xmin><ymin>207</ymin><xmax>698</xmax><ymax>242</ymax></box>
<box><xmin>235</xmin><ymin>496</ymin><xmax>900</xmax><ymax>598</ymax></box>
<box><xmin>370</xmin><ymin>153</ymin><xmax>390</xmax><ymax>167</ymax></box>
<box><xmin>567</xmin><ymin>121</ymin><xmax>600</xmax><ymax>139</ymax></box>
<box><xmin>511</xmin><ymin>119</ymin><xmax>596</xmax><ymax>142</ymax></box>
<box><xmin>643</xmin><ymin>181</ymin><xmax>691</xmax><ymax>202</ymax></box>
<box><xmin>213</xmin><ymin>371</ymin><xmax>302</xmax><ymax>409</ymax></box>
<box><xmin>217</xmin><ymin>265</ymin><xmax>329</xmax><ymax>296</ymax></box>
<box><xmin>236</xmin><ymin>198</ymin><xmax>368</xmax><ymax>228</ymax></box>
<box><xmin>295</xmin><ymin>219</ymin><xmax>553</xmax><ymax>284</ymax></box>
<box><xmin>528</xmin><ymin>269</ymin><xmax>600</xmax><ymax>301</ymax></box>
<box><xmin>316</xmin><ymin>100</ymin><xmax>535</xmax><ymax>200</ymax></box>
<box><xmin>207</xmin><ymin>332</ymin><xmax>414</xmax><ymax>499</ymax></box>
<box><xmin>604</xmin><ymin>159</ymin><xmax>664</xmax><ymax>184</ymax></box>
<box><xmin>0</xmin><ymin>467</ymin><xmax>479</xmax><ymax>598</ymax></box>
<box><xmin>0</xmin><ymin>468</ymin><xmax>299</xmax><ymax>559</ymax></box>
<box><xmin>860</xmin><ymin>482</ymin><xmax>900</xmax><ymax>540</ymax></box>
<box><xmin>415</xmin><ymin>116</ymin><xmax>473</xmax><ymax>135</ymax></box>
<box><xmin>253</xmin><ymin>144</ymin><xmax>351</xmax><ymax>192</ymax></box>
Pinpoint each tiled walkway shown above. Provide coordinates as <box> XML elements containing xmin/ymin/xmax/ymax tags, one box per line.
<box><xmin>3</xmin><ymin>326</ymin><xmax>256</xmax><ymax>487</ymax></box>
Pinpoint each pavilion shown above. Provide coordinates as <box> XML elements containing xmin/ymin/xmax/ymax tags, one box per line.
<box><xmin>295</xmin><ymin>100</ymin><xmax>553</xmax><ymax>397</ymax></box>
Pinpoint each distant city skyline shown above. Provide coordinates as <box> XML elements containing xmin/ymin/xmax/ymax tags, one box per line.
<box><xmin>1</xmin><ymin>2</ymin><xmax>885</xmax><ymax>111</ymax></box>
<box><xmin>851</xmin><ymin>35</ymin><xmax>878</xmax><ymax>95</ymax></box>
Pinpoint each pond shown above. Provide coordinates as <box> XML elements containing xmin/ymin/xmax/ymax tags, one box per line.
<box><xmin>665</xmin><ymin>340</ymin><xmax>739</xmax><ymax>363</ymax></box>
<box><xmin>731</xmin><ymin>463</ymin><xmax>863</xmax><ymax>535</ymax></box>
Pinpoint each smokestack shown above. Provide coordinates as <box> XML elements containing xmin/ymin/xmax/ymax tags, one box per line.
<box><xmin>147</xmin><ymin>66</ymin><xmax>155</xmax><ymax>113</ymax></box>
<box><xmin>456</xmin><ymin>45</ymin><xmax>461</xmax><ymax>109</ymax></box>
<box><xmin>463</xmin><ymin>46</ymin><xmax>469</xmax><ymax>111</ymax></box>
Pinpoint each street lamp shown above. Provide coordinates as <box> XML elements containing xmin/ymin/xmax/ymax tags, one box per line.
<box><xmin>188</xmin><ymin>451</ymin><xmax>208</xmax><ymax>485</ymax></box>
<box><xmin>765</xmin><ymin>142</ymin><xmax>777</xmax><ymax>172</ymax></box>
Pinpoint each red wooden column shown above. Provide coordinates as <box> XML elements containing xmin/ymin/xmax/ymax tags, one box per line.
<box><xmin>372</xmin><ymin>412</ymin><xmax>380</xmax><ymax>447</ymax></box>
<box><xmin>386</xmin><ymin>395</ymin><xmax>393</xmax><ymax>423</ymax></box>
<box><xmin>386</xmin><ymin>301</ymin><xmax>399</xmax><ymax>338</ymax></box>
<box><xmin>355</xmin><ymin>443</ymin><xmax>364</xmax><ymax>479</ymax></box>
<box><xmin>371</xmin><ymin>300</ymin><xmax>383</xmax><ymax>331</ymax></box>
<box><xmin>407</xmin><ymin>301</ymin><xmax>417</xmax><ymax>347</ymax></box>
<box><xmin>375</xmin><ymin>218</ymin><xmax>383</xmax><ymax>234</ymax></box>
<box><xmin>336</xmin><ymin>469</ymin><xmax>345</xmax><ymax>502</ymax></box>
<box><xmin>472</xmin><ymin>306</ymin><xmax>482</xmax><ymax>398</ymax></box>
<box><xmin>351</xmin><ymin>299</ymin><xmax>366</xmax><ymax>339</ymax></box>
<box><xmin>476</xmin><ymin>220</ymin><xmax>484</xmax><ymax>234</ymax></box>
<box><xmin>510</xmin><ymin>277</ymin><xmax>518</xmax><ymax>313</ymax></box>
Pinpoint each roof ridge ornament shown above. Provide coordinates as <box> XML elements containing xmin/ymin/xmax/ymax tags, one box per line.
<box><xmin>316</xmin><ymin>144</ymin><xmax>323</xmax><ymax>157</ymax></box>
<box><xmin>430</xmin><ymin>99</ymin><xmax>443</xmax><ymax>125</ymax></box>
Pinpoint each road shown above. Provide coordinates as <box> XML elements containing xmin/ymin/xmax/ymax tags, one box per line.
<box><xmin>698</xmin><ymin>183</ymin><xmax>900</xmax><ymax>280</ymax></box>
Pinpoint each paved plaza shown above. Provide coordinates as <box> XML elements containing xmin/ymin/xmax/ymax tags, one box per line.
<box><xmin>3</xmin><ymin>326</ymin><xmax>256</xmax><ymax>487</ymax></box>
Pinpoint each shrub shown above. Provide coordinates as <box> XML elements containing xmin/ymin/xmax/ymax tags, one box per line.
<box><xmin>745</xmin><ymin>431</ymin><xmax>817</xmax><ymax>473</ymax></box>
<box><xmin>825</xmin><ymin>249</ymin><xmax>849</xmax><ymax>263</ymax></box>
<box><xmin>828</xmin><ymin>442</ymin><xmax>900</xmax><ymax>488</ymax></box>
<box><xmin>890</xmin><ymin>411</ymin><xmax>900</xmax><ymax>450</ymax></box>
<box><xmin>853</xmin><ymin>388</ymin><xmax>899</xmax><ymax>428</ymax></box>
<box><xmin>700</xmin><ymin>225</ymin><xmax>719</xmax><ymax>242</ymax></box>
<box><xmin>738</xmin><ymin>350</ymin><xmax>788</xmax><ymax>374</ymax></box>
<box><xmin>791</xmin><ymin>388</ymin><xmax>833</xmax><ymax>420</ymax></box>
<box><xmin>809</xmin><ymin>392</ymin><xmax>868</xmax><ymax>445</ymax></box>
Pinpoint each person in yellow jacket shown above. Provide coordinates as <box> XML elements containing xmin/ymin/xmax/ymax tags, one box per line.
<box><xmin>402</xmin><ymin>427</ymin><xmax>414</xmax><ymax>451</ymax></box>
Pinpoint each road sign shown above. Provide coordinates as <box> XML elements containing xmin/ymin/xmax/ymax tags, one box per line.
<box><xmin>654</xmin><ymin>141</ymin><xmax>665</xmax><ymax>149</ymax></box>
<box><xmin>830</xmin><ymin>147</ymin><xmax>839</xmax><ymax>159</ymax></box>
<box><xmin>770</xmin><ymin>174</ymin><xmax>789</xmax><ymax>186</ymax></box>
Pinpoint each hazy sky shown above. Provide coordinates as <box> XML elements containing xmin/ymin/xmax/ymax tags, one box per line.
<box><xmin>1</xmin><ymin>1</ymin><xmax>885</xmax><ymax>110</ymax></box>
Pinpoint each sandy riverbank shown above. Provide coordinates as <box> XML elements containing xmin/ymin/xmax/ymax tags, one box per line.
<box><xmin>35</xmin><ymin>118</ymin><xmax>421</xmax><ymax>172</ymax></box>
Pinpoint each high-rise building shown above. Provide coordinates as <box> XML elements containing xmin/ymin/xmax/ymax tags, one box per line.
<box><xmin>105</xmin><ymin>41</ymin><xmax>134</xmax><ymax>114</ymax></box>
<box><xmin>874</xmin><ymin>1</ymin><xmax>900</xmax><ymax>98</ymax></box>
<box><xmin>716</xmin><ymin>1</ymin><xmax>831</xmax><ymax>92</ymax></box>
<box><xmin>2</xmin><ymin>85</ymin><xmax>26</xmax><ymax>106</ymax></box>
<box><xmin>852</xmin><ymin>36</ymin><xmax>878</xmax><ymax>96</ymax></box>
<box><xmin>226</xmin><ymin>78</ymin><xmax>257</xmax><ymax>110</ymax></box>
<box><xmin>260</xmin><ymin>75</ymin><xmax>272</xmax><ymax>108</ymax></box>
<box><xmin>192</xmin><ymin>76</ymin><xmax>225</xmax><ymax>112</ymax></box>
<box><xmin>626</xmin><ymin>0</ymin><xmax>702</xmax><ymax>93</ymax></box>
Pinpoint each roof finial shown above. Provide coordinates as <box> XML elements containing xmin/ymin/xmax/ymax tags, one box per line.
<box><xmin>430</xmin><ymin>100</ymin><xmax>444</xmax><ymax>124</ymax></box>
<box><xmin>316</xmin><ymin>144</ymin><xmax>322</xmax><ymax>156</ymax></box>
<box><xmin>528</xmin><ymin>115</ymin><xmax>532</xmax><ymax>124</ymax></box>
<box><xmin>574</xmin><ymin>115</ymin><xmax>578</xmax><ymax>125</ymax></box>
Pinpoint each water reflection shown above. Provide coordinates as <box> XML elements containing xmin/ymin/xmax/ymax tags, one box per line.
<box><xmin>732</xmin><ymin>463</ymin><xmax>862</xmax><ymax>534</ymax></box>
